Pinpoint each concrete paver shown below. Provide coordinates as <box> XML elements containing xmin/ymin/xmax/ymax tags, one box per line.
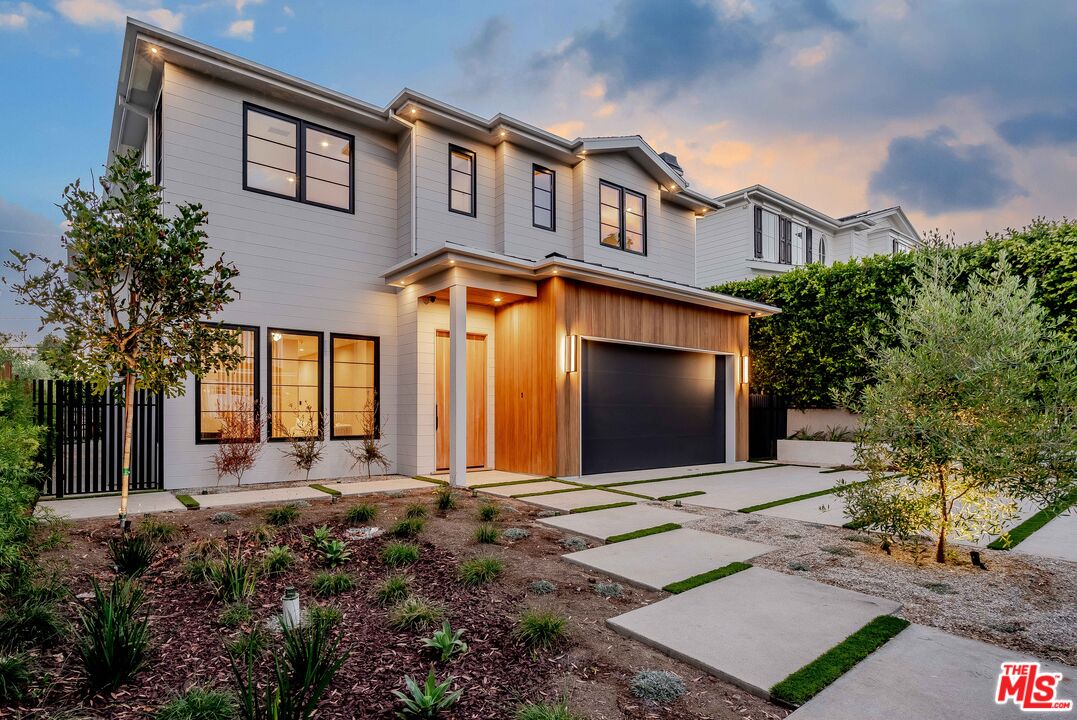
<box><xmin>480</xmin><ymin>480</ymin><xmax>579</xmax><ymax>497</ymax></box>
<box><xmin>606</xmin><ymin>567</ymin><xmax>901</xmax><ymax>698</ymax></box>
<box><xmin>645</xmin><ymin>466</ymin><xmax>865</xmax><ymax>512</ymax></box>
<box><xmin>525</xmin><ymin>488</ymin><xmax>637</xmax><ymax>511</ymax></box>
<box><xmin>788</xmin><ymin>623</ymin><xmax>1077</xmax><ymax>720</ymax></box>
<box><xmin>193</xmin><ymin>485</ymin><xmax>330</xmax><ymax>509</ymax></box>
<box><xmin>1013</xmin><ymin>510</ymin><xmax>1077</xmax><ymax>563</ymax></box>
<box><xmin>456</xmin><ymin>470</ymin><xmax>547</xmax><ymax>487</ymax></box>
<box><xmin>37</xmin><ymin>492</ymin><xmax>187</xmax><ymax>520</ymax></box>
<box><xmin>325</xmin><ymin>477</ymin><xmax>435</xmax><ymax>496</ymax></box>
<box><xmin>538</xmin><ymin>504</ymin><xmax>702</xmax><ymax>542</ymax></box>
<box><xmin>563</xmin><ymin>528</ymin><xmax>775</xmax><ymax>590</ymax></box>
<box><xmin>572</xmin><ymin>461</ymin><xmax>765</xmax><ymax>486</ymax></box>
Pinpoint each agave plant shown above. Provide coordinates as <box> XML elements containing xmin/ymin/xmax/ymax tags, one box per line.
<box><xmin>421</xmin><ymin>621</ymin><xmax>468</xmax><ymax>662</ymax></box>
<box><xmin>392</xmin><ymin>669</ymin><xmax>463</xmax><ymax>718</ymax></box>
<box><xmin>318</xmin><ymin>539</ymin><xmax>352</xmax><ymax>568</ymax></box>
<box><xmin>304</xmin><ymin>525</ymin><xmax>332</xmax><ymax>551</ymax></box>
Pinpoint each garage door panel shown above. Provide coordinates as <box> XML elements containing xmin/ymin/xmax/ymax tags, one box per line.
<box><xmin>581</xmin><ymin>341</ymin><xmax>726</xmax><ymax>475</ymax></box>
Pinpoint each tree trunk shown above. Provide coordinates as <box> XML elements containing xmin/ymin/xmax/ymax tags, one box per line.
<box><xmin>935</xmin><ymin>526</ymin><xmax>947</xmax><ymax>563</ymax></box>
<box><xmin>936</xmin><ymin>467</ymin><xmax>949</xmax><ymax>564</ymax></box>
<box><xmin>119</xmin><ymin>373</ymin><xmax>136</xmax><ymax>525</ymax></box>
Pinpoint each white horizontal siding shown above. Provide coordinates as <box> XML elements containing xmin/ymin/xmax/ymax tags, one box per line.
<box><xmin>696</xmin><ymin>204</ymin><xmax>753</xmax><ymax>287</ymax></box>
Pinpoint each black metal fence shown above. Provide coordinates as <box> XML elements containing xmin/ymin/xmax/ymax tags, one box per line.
<box><xmin>748</xmin><ymin>392</ymin><xmax>788</xmax><ymax>461</ymax></box>
<box><xmin>31</xmin><ymin>379</ymin><xmax>164</xmax><ymax>497</ymax></box>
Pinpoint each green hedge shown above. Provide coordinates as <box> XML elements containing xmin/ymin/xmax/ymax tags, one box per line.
<box><xmin>0</xmin><ymin>378</ymin><xmax>43</xmax><ymax>571</ymax></box>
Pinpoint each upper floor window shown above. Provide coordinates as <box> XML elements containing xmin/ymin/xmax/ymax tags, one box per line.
<box><xmin>892</xmin><ymin>237</ymin><xmax>915</xmax><ymax>254</ymax></box>
<box><xmin>243</xmin><ymin>103</ymin><xmax>354</xmax><ymax>213</ymax></box>
<box><xmin>599</xmin><ymin>180</ymin><xmax>646</xmax><ymax>255</ymax></box>
<box><xmin>819</xmin><ymin>236</ymin><xmax>827</xmax><ymax>264</ymax></box>
<box><xmin>532</xmin><ymin>165</ymin><xmax>555</xmax><ymax>231</ymax></box>
<box><xmin>268</xmin><ymin>329</ymin><xmax>323</xmax><ymax>441</ymax></box>
<box><xmin>196</xmin><ymin>325</ymin><xmax>258</xmax><ymax>444</ymax></box>
<box><xmin>448</xmin><ymin>145</ymin><xmax>476</xmax><ymax>216</ymax></box>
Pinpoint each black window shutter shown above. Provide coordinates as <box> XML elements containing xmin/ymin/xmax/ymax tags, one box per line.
<box><xmin>779</xmin><ymin>218</ymin><xmax>790</xmax><ymax>264</ymax></box>
<box><xmin>805</xmin><ymin>227</ymin><xmax>813</xmax><ymax>263</ymax></box>
<box><xmin>753</xmin><ymin>206</ymin><xmax>763</xmax><ymax>259</ymax></box>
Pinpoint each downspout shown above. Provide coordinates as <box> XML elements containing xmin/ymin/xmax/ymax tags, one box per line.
<box><xmin>389</xmin><ymin>109</ymin><xmax>418</xmax><ymax>256</ymax></box>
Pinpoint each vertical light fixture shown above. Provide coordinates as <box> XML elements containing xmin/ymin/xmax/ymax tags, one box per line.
<box><xmin>566</xmin><ymin>334</ymin><xmax>578</xmax><ymax>373</ymax></box>
<box><xmin>282</xmin><ymin>586</ymin><xmax>301</xmax><ymax>629</ymax></box>
<box><xmin>741</xmin><ymin>354</ymin><xmax>750</xmax><ymax>385</ymax></box>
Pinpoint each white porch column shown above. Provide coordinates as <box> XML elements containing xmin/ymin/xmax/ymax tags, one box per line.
<box><xmin>448</xmin><ymin>284</ymin><xmax>467</xmax><ymax>487</ymax></box>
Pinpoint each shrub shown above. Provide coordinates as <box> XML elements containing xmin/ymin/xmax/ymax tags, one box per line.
<box><xmin>515</xmin><ymin>701</ymin><xmax>584</xmax><ymax>720</ymax></box>
<box><xmin>305</xmin><ymin>525</ymin><xmax>333</xmax><ymax>550</ymax></box>
<box><xmin>381</xmin><ymin>542</ymin><xmax>420</xmax><ymax>567</ymax></box>
<box><xmin>247</xmin><ymin>525</ymin><xmax>276</xmax><ymax>545</ymax></box>
<box><xmin>156</xmin><ymin>687</ymin><xmax>237</xmax><ymax>720</ymax></box>
<box><xmin>224</xmin><ymin>628</ymin><xmax>267</xmax><ymax>659</ymax></box>
<box><xmin>109</xmin><ymin>534</ymin><xmax>158</xmax><ymax>577</ymax></box>
<box><xmin>306</xmin><ymin>603</ymin><xmax>343</xmax><ymax>632</ymax></box>
<box><xmin>404</xmin><ymin>503</ymin><xmax>428</xmax><ymax>519</ymax></box>
<box><xmin>458</xmin><ymin>557</ymin><xmax>503</xmax><ymax>586</ymax></box>
<box><xmin>433</xmin><ymin>486</ymin><xmax>457</xmax><ymax>512</ymax></box>
<box><xmin>0</xmin><ymin>375</ymin><xmax>43</xmax><ymax>580</ymax></box>
<box><xmin>630</xmin><ymin>670</ymin><xmax>685</xmax><ymax>703</ymax></box>
<box><xmin>265</xmin><ymin>504</ymin><xmax>299</xmax><ymax>527</ymax></box>
<box><xmin>184</xmin><ymin>557</ymin><xmax>216</xmax><ymax>583</ymax></box>
<box><xmin>476</xmin><ymin>502</ymin><xmax>499</xmax><ymax>522</ymax></box>
<box><xmin>502</xmin><ymin>527</ymin><xmax>530</xmax><ymax>541</ymax></box>
<box><xmin>262</xmin><ymin>546</ymin><xmax>295</xmax><ymax>576</ymax></box>
<box><xmin>188</xmin><ymin>537</ymin><xmax>227</xmax><ymax>559</ymax></box>
<box><xmin>207</xmin><ymin>552</ymin><xmax>258</xmax><ymax>603</ymax></box>
<box><xmin>210</xmin><ymin>397</ymin><xmax>265</xmax><ymax>488</ymax></box>
<box><xmin>77</xmin><ymin>578</ymin><xmax>150</xmax><ymax>692</ymax></box>
<box><xmin>473</xmin><ymin>523</ymin><xmax>498</xmax><ymax>544</ymax></box>
<box><xmin>559</xmin><ymin>537</ymin><xmax>588</xmax><ymax>552</ymax></box>
<box><xmin>388</xmin><ymin>517</ymin><xmax>425</xmax><ymax>539</ymax></box>
<box><xmin>528</xmin><ymin>580</ymin><xmax>556</xmax><ymax>595</ymax></box>
<box><xmin>217</xmin><ymin>603</ymin><xmax>252</xmax><ymax>628</ymax></box>
<box><xmin>277</xmin><ymin>403</ymin><xmax>327</xmax><ymax>481</ymax></box>
<box><xmin>389</xmin><ymin>597</ymin><xmax>444</xmax><ymax>631</ymax></box>
<box><xmin>211</xmin><ymin>512</ymin><xmax>240</xmax><ymax>525</ymax></box>
<box><xmin>421</xmin><ymin>620</ymin><xmax>468</xmax><ymax>662</ymax></box>
<box><xmin>374</xmin><ymin>574</ymin><xmax>411</xmax><ymax>606</ymax></box>
<box><xmin>318</xmin><ymin>539</ymin><xmax>352</xmax><ymax>568</ymax></box>
<box><xmin>139</xmin><ymin>516</ymin><xmax>180</xmax><ymax>543</ymax></box>
<box><xmin>345</xmin><ymin>502</ymin><xmax>378</xmax><ymax>525</ymax></box>
<box><xmin>593</xmin><ymin>582</ymin><xmax>623</xmax><ymax>598</ymax></box>
<box><xmin>0</xmin><ymin>599</ymin><xmax>67</xmax><ymax>648</ymax></box>
<box><xmin>229</xmin><ymin>615</ymin><xmax>347</xmax><ymax>720</ymax></box>
<box><xmin>392</xmin><ymin>669</ymin><xmax>463</xmax><ymax>717</ymax></box>
<box><xmin>513</xmin><ymin>611</ymin><xmax>567</xmax><ymax>651</ymax></box>
<box><xmin>311</xmin><ymin>571</ymin><xmax>354</xmax><ymax>598</ymax></box>
<box><xmin>0</xmin><ymin>653</ymin><xmax>31</xmax><ymax>702</ymax></box>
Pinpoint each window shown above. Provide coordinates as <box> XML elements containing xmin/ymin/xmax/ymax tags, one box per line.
<box><xmin>154</xmin><ymin>99</ymin><xmax>163</xmax><ymax>185</ymax></box>
<box><xmin>196</xmin><ymin>325</ymin><xmax>258</xmax><ymax>444</ymax></box>
<box><xmin>243</xmin><ymin>103</ymin><xmax>354</xmax><ymax>212</ymax></box>
<box><xmin>791</xmin><ymin>222</ymin><xmax>805</xmax><ymax>264</ymax></box>
<box><xmin>448</xmin><ymin>145</ymin><xmax>476</xmax><ymax>216</ymax></box>
<box><xmin>893</xmin><ymin>237</ymin><xmax>915</xmax><ymax>254</ymax></box>
<box><xmin>330</xmin><ymin>334</ymin><xmax>379</xmax><ymax>439</ymax></box>
<box><xmin>778</xmin><ymin>217</ymin><xmax>792</xmax><ymax>264</ymax></box>
<box><xmin>819</xmin><ymin>235</ymin><xmax>827</xmax><ymax>265</ymax></box>
<box><xmin>532</xmin><ymin>164</ymin><xmax>555</xmax><ymax>231</ymax></box>
<box><xmin>760</xmin><ymin>210</ymin><xmax>778</xmax><ymax>262</ymax></box>
<box><xmin>598</xmin><ymin>180</ymin><xmax>646</xmax><ymax>254</ymax></box>
<box><xmin>753</xmin><ymin>206</ymin><xmax>763</xmax><ymax>258</ymax></box>
<box><xmin>268</xmin><ymin>329</ymin><xmax>323</xmax><ymax>440</ymax></box>
<box><xmin>805</xmin><ymin>227</ymin><xmax>813</xmax><ymax>263</ymax></box>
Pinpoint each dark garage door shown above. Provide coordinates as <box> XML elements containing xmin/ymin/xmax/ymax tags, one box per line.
<box><xmin>581</xmin><ymin>341</ymin><xmax>726</xmax><ymax>475</ymax></box>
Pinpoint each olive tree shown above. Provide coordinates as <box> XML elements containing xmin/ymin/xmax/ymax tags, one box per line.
<box><xmin>5</xmin><ymin>151</ymin><xmax>241</xmax><ymax>523</ymax></box>
<box><xmin>838</xmin><ymin>252</ymin><xmax>1077</xmax><ymax>563</ymax></box>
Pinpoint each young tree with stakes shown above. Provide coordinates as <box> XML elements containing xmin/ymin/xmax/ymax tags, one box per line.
<box><xmin>5</xmin><ymin>151</ymin><xmax>242</xmax><ymax>525</ymax></box>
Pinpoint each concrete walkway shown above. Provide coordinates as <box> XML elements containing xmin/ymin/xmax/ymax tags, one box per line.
<box><xmin>570</xmin><ymin>461</ymin><xmax>765</xmax><ymax>486</ymax></box>
<box><xmin>523</xmin><ymin>488</ymin><xmax>637</xmax><ymax>512</ymax></box>
<box><xmin>193</xmin><ymin>485</ymin><xmax>331</xmax><ymax>509</ymax></box>
<box><xmin>606</xmin><ymin>567</ymin><xmax>901</xmax><ymax>698</ymax></box>
<box><xmin>538</xmin><ymin>504</ymin><xmax>702</xmax><ymax>542</ymax></box>
<box><xmin>1013</xmin><ymin>510</ymin><xmax>1077</xmax><ymax>563</ymax></box>
<box><xmin>564</xmin><ymin>528</ymin><xmax>774</xmax><ymax>590</ymax></box>
<box><xmin>667</xmin><ymin>466</ymin><xmax>865</xmax><ymax>511</ymax></box>
<box><xmin>319</xmin><ymin>477</ymin><xmax>435</xmax><ymax>497</ymax></box>
<box><xmin>37</xmin><ymin>492</ymin><xmax>187</xmax><ymax>520</ymax></box>
<box><xmin>480</xmin><ymin>480</ymin><xmax>578</xmax><ymax>497</ymax></box>
<box><xmin>789</xmin><ymin>623</ymin><xmax>1077</xmax><ymax>719</ymax></box>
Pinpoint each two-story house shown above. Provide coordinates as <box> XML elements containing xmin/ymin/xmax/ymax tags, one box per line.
<box><xmin>107</xmin><ymin>20</ymin><xmax>777</xmax><ymax>490</ymax></box>
<box><xmin>695</xmin><ymin>184</ymin><xmax>921</xmax><ymax>288</ymax></box>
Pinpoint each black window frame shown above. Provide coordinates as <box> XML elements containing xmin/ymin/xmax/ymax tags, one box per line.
<box><xmin>532</xmin><ymin>164</ymin><xmax>556</xmax><ymax>231</ymax></box>
<box><xmin>329</xmin><ymin>333</ymin><xmax>381</xmax><ymax>441</ymax></box>
<box><xmin>598</xmin><ymin>180</ymin><xmax>647</xmax><ymax>256</ymax></box>
<box><xmin>194</xmin><ymin>324</ymin><xmax>259</xmax><ymax>446</ymax></box>
<box><xmin>154</xmin><ymin>96</ymin><xmax>163</xmax><ymax>186</ymax></box>
<box><xmin>447</xmin><ymin>144</ymin><xmax>477</xmax><ymax>217</ymax></box>
<box><xmin>242</xmin><ymin>102</ymin><xmax>355</xmax><ymax>214</ymax></box>
<box><xmin>267</xmin><ymin>327</ymin><xmax>324</xmax><ymax>442</ymax></box>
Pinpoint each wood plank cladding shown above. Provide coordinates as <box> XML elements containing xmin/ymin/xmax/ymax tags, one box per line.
<box><xmin>495</xmin><ymin>277</ymin><xmax>750</xmax><ymax>477</ymax></box>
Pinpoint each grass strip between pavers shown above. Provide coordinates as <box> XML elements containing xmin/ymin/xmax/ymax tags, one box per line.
<box><xmin>662</xmin><ymin>561</ymin><xmax>751</xmax><ymax>593</ymax></box>
<box><xmin>600</xmin><ymin>487</ymin><xmax>655</xmax><ymax>500</ymax></box>
<box><xmin>470</xmin><ymin>476</ymin><xmax>566</xmax><ymax>489</ymax></box>
<box><xmin>599</xmin><ymin>463</ymin><xmax>779</xmax><ymax>488</ymax></box>
<box><xmin>769</xmin><ymin>615</ymin><xmax>910</xmax><ymax>707</ymax></box>
<box><xmin>605</xmin><ymin>522</ymin><xmax>681</xmax><ymax>543</ymax></box>
<box><xmin>657</xmin><ymin>490</ymin><xmax>706</xmax><ymax>501</ymax></box>
<box><xmin>568</xmin><ymin>501</ymin><xmax>636</xmax><ymax>515</ymax></box>
<box><xmin>737</xmin><ymin>478</ymin><xmax>874</xmax><ymax>514</ymax></box>
<box><xmin>175</xmin><ymin>494</ymin><xmax>199</xmax><ymax>510</ymax></box>
<box><xmin>412</xmin><ymin>475</ymin><xmax>447</xmax><ymax>486</ymax></box>
<box><xmin>988</xmin><ymin>488</ymin><xmax>1077</xmax><ymax>550</ymax></box>
<box><xmin>309</xmin><ymin>483</ymin><xmax>341</xmax><ymax>497</ymax></box>
<box><xmin>511</xmin><ymin>486</ymin><xmax>588</xmax><ymax>498</ymax></box>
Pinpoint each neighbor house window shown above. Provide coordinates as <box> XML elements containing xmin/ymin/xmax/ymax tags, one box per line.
<box><xmin>778</xmin><ymin>217</ymin><xmax>792</xmax><ymax>264</ymax></box>
<box><xmin>599</xmin><ymin>180</ymin><xmax>646</xmax><ymax>254</ymax></box>
<box><xmin>448</xmin><ymin>145</ymin><xmax>476</xmax><ymax>216</ymax></box>
<box><xmin>760</xmin><ymin>209</ymin><xmax>778</xmax><ymax>262</ymax></box>
<box><xmin>819</xmin><ymin>236</ymin><xmax>827</xmax><ymax>265</ymax></box>
<box><xmin>330</xmin><ymin>334</ymin><xmax>379</xmax><ymax>439</ymax></box>
<box><xmin>805</xmin><ymin>227</ymin><xmax>813</xmax><ymax>263</ymax></box>
<box><xmin>268</xmin><ymin>329</ymin><xmax>323</xmax><ymax>440</ymax></box>
<box><xmin>532</xmin><ymin>164</ymin><xmax>555</xmax><ymax>231</ymax></box>
<box><xmin>243</xmin><ymin>103</ymin><xmax>353</xmax><ymax>212</ymax></box>
<box><xmin>196</xmin><ymin>325</ymin><xmax>258</xmax><ymax>444</ymax></box>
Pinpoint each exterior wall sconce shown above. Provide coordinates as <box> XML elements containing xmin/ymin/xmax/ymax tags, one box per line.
<box><xmin>566</xmin><ymin>334</ymin><xmax>578</xmax><ymax>373</ymax></box>
<box><xmin>741</xmin><ymin>355</ymin><xmax>750</xmax><ymax>385</ymax></box>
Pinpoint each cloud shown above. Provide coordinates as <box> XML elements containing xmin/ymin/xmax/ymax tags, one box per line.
<box><xmin>870</xmin><ymin>127</ymin><xmax>1025</xmax><ymax>214</ymax></box>
<box><xmin>0</xmin><ymin>2</ymin><xmax>48</xmax><ymax>29</ymax></box>
<box><xmin>54</xmin><ymin>0</ymin><xmax>183</xmax><ymax>31</ymax></box>
<box><xmin>281</xmin><ymin>4</ymin><xmax>292</xmax><ymax>16</ymax></box>
<box><xmin>996</xmin><ymin>108</ymin><xmax>1077</xmax><ymax>148</ymax></box>
<box><xmin>0</xmin><ymin>198</ymin><xmax>65</xmax><ymax>338</ymax></box>
<box><xmin>779</xmin><ymin>0</ymin><xmax>857</xmax><ymax>33</ymax></box>
<box><xmin>452</xmin><ymin>15</ymin><xmax>511</xmax><ymax>97</ymax></box>
<box><xmin>232</xmin><ymin>0</ymin><xmax>261</xmax><ymax>13</ymax></box>
<box><xmin>791</xmin><ymin>34</ymin><xmax>837</xmax><ymax>68</ymax></box>
<box><xmin>545</xmin><ymin>120</ymin><xmax>585</xmax><ymax>139</ymax></box>
<box><xmin>225</xmin><ymin>17</ymin><xmax>253</xmax><ymax>39</ymax></box>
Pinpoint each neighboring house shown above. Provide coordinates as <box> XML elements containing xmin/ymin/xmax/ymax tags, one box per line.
<box><xmin>695</xmin><ymin>184</ymin><xmax>921</xmax><ymax>287</ymax></box>
<box><xmin>107</xmin><ymin>20</ymin><xmax>778</xmax><ymax>490</ymax></box>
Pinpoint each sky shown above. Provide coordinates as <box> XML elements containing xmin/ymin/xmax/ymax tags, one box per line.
<box><xmin>2</xmin><ymin>0</ymin><xmax>1076</xmax><ymax>336</ymax></box>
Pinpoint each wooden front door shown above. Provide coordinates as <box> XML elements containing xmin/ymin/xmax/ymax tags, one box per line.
<box><xmin>435</xmin><ymin>331</ymin><xmax>487</xmax><ymax>470</ymax></box>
